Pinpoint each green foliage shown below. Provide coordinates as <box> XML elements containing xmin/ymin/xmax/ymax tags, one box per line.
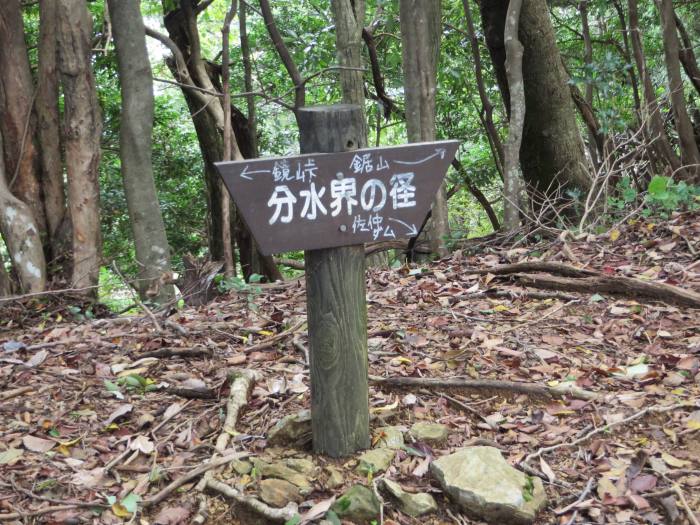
<box><xmin>608</xmin><ymin>176</ymin><xmax>700</xmax><ymax>220</ymax></box>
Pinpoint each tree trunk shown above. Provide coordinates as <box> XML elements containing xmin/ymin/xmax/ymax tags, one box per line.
<box><xmin>0</xmin><ymin>129</ymin><xmax>46</xmax><ymax>293</ymax></box>
<box><xmin>658</xmin><ymin>0</ymin><xmax>700</xmax><ymax>182</ymax></box>
<box><xmin>479</xmin><ymin>0</ymin><xmax>591</xmax><ymax>203</ymax></box>
<box><xmin>37</xmin><ymin>0</ymin><xmax>68</xmax><ymax>256</ymax></box>
<box><xmin>675</xmin><ymin>14</ymin><xmax>700</xmax><ymax>97</ymax></box>
<box><xmin>0</xmin><ymin>251</ymin><xmax>12</xmax><ymax>297</ymax></box>
<box><xmin>108</xmin><ymin>0</ymin><xmax>175</xmax><ymax>303</ymax></box>
<box><xmin>612</xmin><ymin>0</ymin><xmax>642</xmax><ymax>114</ymax></box>
<box><xmin>57</xmin><ymin>0</ymin><xmax>103</xmax><ymax>295</ymax></box>
<box><xmin>399</xmin><ymin>0</ymin><xmax>450</xmax><ymax>258</ymax></box>
<box><xmin>0</xmin><ymin>0</ymin><xmax>47</xmax><ymax>239</ymax></box>
<box><xmin>579</xmin><ymin>0</ymin><xmax>601</xmax><ymax>167</ymax></box>
<box><xmin>628</xmin><ymin>0</ymin><xmax>682</xmax><ymax>173</ymax></box>
<box><xmin>502</xmin><ymin>0</ymin><xmax>524</xmax><ymax>231</ymax></box>
<box><xmin>462</xmin><ymin>0</ymin><xmax>504</xmax><ymax>177</ymax></box>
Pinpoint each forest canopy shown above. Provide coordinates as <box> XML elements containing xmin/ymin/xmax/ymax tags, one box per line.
<box><xmin>0</xmin><ymin>0</ymin><xmax>699</xmax><ymax>306</ymax></box>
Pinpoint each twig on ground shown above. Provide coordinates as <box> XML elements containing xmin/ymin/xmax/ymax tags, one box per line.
<box><xmin>241</xmin><ymin>319</ymin><xmax>305</xmax><ymax>354</ymax></box>
<box><xmin>0</xmin><ymin>386</ymin><xmax>34</xmax><ymax>400</ymax></box>
<box><xmin>206</xmin><ymin>478</ymin><xmax>298</xmax><ymax>522</ymax></box>
<box><xmin>139</xmin><ymin>347</ymin><xmax>213</xmax><ymax>359</ymax></box>
<box><xmin>111</xmin><ymin>262</ymin><xmax>162</xmax><ymax>332</ymax></box>
<box><xmin>557</xmin><ymin>477</ymin><xmax>595</xmax><ymax>524</ymax></box>
<box><xmin>369</xmin><ymin>375</ymin><xmax>598</xmax><ymax>401</ymax></box>
<box><xmin>143</xmin><ymin>452</ymin><xmax>248</xmax><ymax>508</ymax></box>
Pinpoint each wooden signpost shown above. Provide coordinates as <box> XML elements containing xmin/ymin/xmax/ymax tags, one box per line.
<box><xmin>215</xmin><ymin>105</ymin><xmax>458</xmax><ymax>457</ymax></box>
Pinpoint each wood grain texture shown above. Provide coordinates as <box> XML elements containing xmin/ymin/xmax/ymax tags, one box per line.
<box><xmin>299</xmin><ymin>105</ymin><xmax>370</xmax><ymax>457</ymax></box>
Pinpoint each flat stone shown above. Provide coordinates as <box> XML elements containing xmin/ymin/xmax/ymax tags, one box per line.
<box><xmin>267</xmin><ymin>410</ymin><xmax>312</xmax><ymax>447</ymax></box>
<box><xmin>324</xmin><ymin>466</ymin><xmax>344</xmax><ymax>489</ymax></box>
<box><xmin>356</xmin><ymin>447</ymin><xmax>395</xmax><ymax>475</ymax></box>
<box><xmin>331</xmin><ymin>484</ymin><xmax>380</xmax><ymax>523</ymax></box>
<box><xmin>381</xmin><ymin>478</ymin><xmax>437</xmax><ymax>517</ymax></box>
<box><xmin>430</xmin><ymin>447</ymin><xmax>547</xmax><ymax>524</ymax></box>
<box><xmin>374</xmin><ymin>426</ymin><xmax>405</xmax><ymax>449</ymax></box>
<box><xmin>231</xmin><ymin>459</ymin><xmax>252</xmax><ymax>475</ymax></box>
<box><xmin>410</xmin><ymin>422</ymin><xmax>449</xmax><ymax>443</ymax></box>
<box><xmin>259</xmin><ymin>479</ymin><xmax>302</xmax><ymax>508</ymax></box>
<box><xmin>284</xmin><ymin>457</ymin><xmax>315</xmax><ymax>475</ymax></box>
<box><xmin>252</xmin><ymin>459</ymin><xmax>313</xmax><ymax>495</ymax></box>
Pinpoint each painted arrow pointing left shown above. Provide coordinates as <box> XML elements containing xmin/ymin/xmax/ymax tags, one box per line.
<box><xmin>240</xmin><ymin>164</ymin><xmax>272</xmax><ymax>180</ymax></box>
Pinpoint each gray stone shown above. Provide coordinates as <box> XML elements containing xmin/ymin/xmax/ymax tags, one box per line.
<box><xmin>381</xmin><ymin>478</ymin><xmax>437</xmax><ymax>517</ymax></box>
<box><xmin>267</xmin><ymin>410</ymin><xmax>312</xmax><ymax>447</ymax></box>
<box><xmin>410</xmin><ymin>422</ymin><xmax>449</xmax><ymax>443</ymax></box>
<box><xmin>374</xmin><ymin>426</ymin><xmax>405</xmax><ymax>449</ymax></box>
<box><xmin>324</xmin><ymin>466</ymin><xmax>344</xmax><ymax>489</ymax></box>
<box><xmin>284</xmin><ymin>457</ymin><xmax>315</xmax><ymax>475</ymax></box>
<box><xmin>231</xmin><ymin>459</ymin><xmax>252</xmax><ymax>475</ymax></box>
<box><xmin>252</xmin><ymin>458</ymin><xmax>313</xmax><ymax>495</ymax></box>
<box><xmin>331</xmin><ymin>484</ymin><xmax>380</xmax><ymax>523</ymax></box>
<box><xmin>356</xmin><ymin>447</ymin><xmax>395</xmax><ymax>475</ymax></box>
<box><xmin>259</xmin><ymin>479</ymin><xmax>302</xmax><ymax>508</ymax></box>
<box><xmin>430</xmin><ymin>447</ymin><xmax>547</xmax><ymax>524</ymax></box>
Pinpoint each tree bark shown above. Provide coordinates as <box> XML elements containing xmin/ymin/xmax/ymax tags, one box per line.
<box><xmin>628</xmin><ymin>0</ymin><xmax>682</xmax><ymax>173</ymax></box>
<box><xmin>579</xmin><ymin>0</ymin><xmax>601</xmax><ymax>167</ymax></box>
<box><xmin>0</xmin><ymin>129</ymin><xmax>46</xmax><ymax>293</ymax></box>
<box><xmin>462</xmin><ymin>0</ymin><xmax>504</xmax><ymax>177</ymax></box>
<box><xmin>399</xmin><ymin>0</ymin><xmax>450</xmax><ymax>257</ymax></box>
<box><xmin>37</xmin><ymin>0</ymin><xmax>68</xmax><ymax>255</ymax></box>
<box><xmin>502</xmin><ymin>0</ymin><xmax>524</xmax><ymax>230</ymax></box>
<box><xmin>658</xmin><ymin>0</ymin><xmax>700</xmax><ymax>182</ymax></box>
<box><xmin>108</xmin><ymin>0</ymin><xmax>174</xmax><ymax>303</ymax></box>
<box><xmin>675</xmin><ymin>14</ymin><xmax>700</xmax><ymax>97</ymax></box>
<box><xmin>57</xmin><ymin>0</ymin><xmax>103</xmax><ymax>294</ymax></box>
<box><xmin>479</xmin><ymin>0</ymin><xmax>591</xmax><ymax>206</ymax></box>
<box><xmin>330</xmin><ymin>0</ymin><xmax>367</xmax><ymax>122</ymax></box>
<box><xmin>611</xmin><ymin>0</ymin><xmax>642</xmax><ymax>114</ymax></box>
<box><xmin>0</xmin><ymin>0</ymin><xmax>47</xmax><ymax>239</ymax></box>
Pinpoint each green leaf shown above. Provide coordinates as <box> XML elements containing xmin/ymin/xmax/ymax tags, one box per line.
<box><xmin>325</xmin><ymin>510</ymin><xmax>342</xmax><ymax>525</ymax></box>
<box><xmin>104</xmin><ymin>380</ymin><xmax>120</xmax><ymax>392</ymax></box>
<box><xmin>120</xmin><ymin>493</ymin><xmax>141</xmax><ymax>514</ymax></box>
<box><xmin>284</xmin><ymin>515</ymin><xmax>302</xmax><ymax>525</ymax></box>
<box><xmin>647</xmin><ymin>175</ymin><xmax>669</xmax><ymax>196</ymax></box>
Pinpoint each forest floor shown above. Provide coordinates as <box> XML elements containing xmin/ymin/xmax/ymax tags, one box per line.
<box><xmin>1</xmin><ymin>211</ymin><xmax>699</xmax><ymax>525</ymax></box>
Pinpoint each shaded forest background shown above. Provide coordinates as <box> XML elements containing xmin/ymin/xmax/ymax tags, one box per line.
<box><xmin>1</xmin><ymin>0</ymin><xmax>699</xmax><ymax>309</ymax></box>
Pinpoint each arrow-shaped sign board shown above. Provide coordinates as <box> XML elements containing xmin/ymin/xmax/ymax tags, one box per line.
<box><xmin>214</xmin><ymin>140</ymin><xmax>459</xmax><ymax>255</ymax></box>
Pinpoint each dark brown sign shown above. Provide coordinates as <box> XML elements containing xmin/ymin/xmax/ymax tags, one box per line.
<box><xmin>214</xmin><ymin>140</ymin><xmax>460</xmax><ymax>255</ymax></box>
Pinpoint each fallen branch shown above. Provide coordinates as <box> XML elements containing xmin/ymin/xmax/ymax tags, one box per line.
<box><xmin>0</xmin><ymin>386</ymin><xmax>34</xmax><ymax>400</ymax></box>
<box><xmin>524</xmin><ymin>403</ymin><xmax>688</xmax><ymax>465</ymax></box>
<box><xmin>369</xmin><ymin>375</ymin><xmax>598</xmax><ymax>401</ymax></box>
<box><xmin>242</xmin><ymin>319</ymin><xmax>305</xmax><ymax>354</ymax></box>
<box><xmin>463</xmin><ymin>262</ymin><xmax>598</xmax><ymax>278</ymax></box>
<box><xmin>143</xmin><ymin>452</ymin><xmax>248</xmax><ymax>508</ymax></box>
<box><xmin>216</xmin><ymin>369</ymin><xmax>261</xmax><ymax>452</ymax></box>
<box><xmin>206</xmin><ymin>478</ymin><xmax>298</xmax><ymax>522</ymax></box>
<box><xmin>514</xmin><ymin>273</ymin><xmax>700</xmax><ymax>308</ymax></box>
<box><xmin>166</xmin><ymin>386</ymin><xmax>217</xmax><ymax>400</ymax></box>
<box><xmin>140</xmin><ymin>347</ymin><xmax>212</xmax><ymax>359</ymax></box>
<box><xmin>0</xmin><ymin>504</ymin><xmax>103</xmax><ymax>522</ymax></box>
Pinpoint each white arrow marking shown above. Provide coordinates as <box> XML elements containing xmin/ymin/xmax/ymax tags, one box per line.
<box><xmin>389</xmin><ymin>218</ymin><xmax>418</xmax><ymax>236</ymax></box>
<box><xmin>240</xmin><ymin>164</ymin><xmax>272</xmax><ymax>180</ymax></box>
<box><xmin>393</xmin><ymin>148</ymin><xmax>446</xmax><ymax>166</ymax></box>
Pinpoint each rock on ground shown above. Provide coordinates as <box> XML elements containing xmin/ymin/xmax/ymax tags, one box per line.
<box><xmin>258</xmin><ymin>479</ymin><xmax>302</xmax><ymax>508</ymax></box>
<box><xmin>381</xmin><ymin>478</ymin><xmax>437</xmax><ymax>517</ymax></box>
<box><xmin>430</xmin><ymin>446</ymin><xmax>547</xmax><ymax>524</ymax></box>
<box><xmin>410</xmin><ymin>421</ymin><xmax>449</xmax><ymax>443</ymax></box>
<box><xmin>331</xmin><ymin>484</ymin><xmax>380</xmax><ymax>524</ymax></box>
<box><xmin>267</xmin><ymin>410</ymin><xmax>312</xmax><ymax>447</ymax></box>
<box><xmin>356</xmin><ymin>447</ymin><xmax>395</xmax><ymax>475</ymax></box>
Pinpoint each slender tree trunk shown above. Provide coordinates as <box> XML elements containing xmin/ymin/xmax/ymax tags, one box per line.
<box><xmin>399</xmin><ymin>0</ymin><xmax>450</xmax><ymax>258</ymax></box>
<box><xmin>0</xmin><ymin>0</ymin><xmax>47</xmax><ymax>239</ymax></box>
<box><xmin>612</xmin><ymin>0</ymin><xmax>642</xmax><ymax>114</ymax></box>
<box><xmin>57</xmin><ymin>0</ymin><xmax>103</xmax><ymax>294</ymax></box>
<box><xmin>675</xmin><ymin>14</ymin><xmax>700</xmax><ymax>97</ymax></box>
<box><xmin>628</xmin><ymin>0</ymin><xmax>681</xmax><ymax>173</ymax></box>
<box><xmin>579</xmin><ymin>0</ymin><xmax>600</xmax><ymax>167</ymax></box>
<box><xmin>37</xmin><ymin>0</ymin><xmax>68</xmax><ymax>257</ymax></box>
<box><xmin>221</xmin><ymin>1</ymin><xmax>239</xmax><ymax>278</ymax></box>
<box><xmin>462</xmin><ymin>0</ymin><xmax>504</xmax><ymax>177</ymax></box>
<box><xmin>480</xmin><ymin>0</ymin><xmax>591</xmax><ymax>207</ymax></box>
<box><xmin>0</xmin><ymin>251</ymin><xmax>12</xmax><ymax>297</ymax></box>
<box><xmin>108</xmin><ymin>0</ymin><xmax>174</xmax><ymax>303</ymax></box>
<box><xmin>0</xmin><ymin>129</ymin><xmax>46</xmax><ymax>293</ymax></box>
<box><xmin>502</xmin><ymin>0</ymin><xmax>524</xmax><ymax>230</ymax></box>
<box><xmin>240</xmin><ymin>2</ymin><xmax>258</xmax><ymax>157</ymax></box>
<box><xmin>658</xmin><ymin>0</ymin><xmax>700</xmax><ymax>181</ymax></box>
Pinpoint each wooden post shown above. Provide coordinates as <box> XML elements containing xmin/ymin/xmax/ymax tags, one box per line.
<box><xmin>298</xmin><ymin>105</ymin><xmax>370</xmax><ymax>457</ymax></box>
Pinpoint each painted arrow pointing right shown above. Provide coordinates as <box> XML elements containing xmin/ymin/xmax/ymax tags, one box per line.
<box><xmin>392</xmin><ymin>148</ymin><xmax>446</xmax><ymax>166</ymax></box>
<box><xmin>389</xmin><ymin>218</ymin><xmax>418</xmax><ymax>236</ymax></box>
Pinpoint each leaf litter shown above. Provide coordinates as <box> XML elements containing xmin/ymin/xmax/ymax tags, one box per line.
<box><xmin>0</xmin><ymin>210</ymin><xmax>699</xmax><ymax>524</ymax></box>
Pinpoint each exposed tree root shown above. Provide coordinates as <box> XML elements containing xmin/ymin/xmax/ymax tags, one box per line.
<box><xmin>369</xmin><ymin>375</ymin><xmax>598</xmax><ymax>401</ymax></box>
<box><xmin>461</xmin><ymin>262</ymin><xmax>700</xmax><ymax>308</ymax></box>
<box><xmin>139</xmin><ymin>346</ymin><xmax>212</xmax><ymax>359</ymax></box>
<box><xmin>205</xmin><ymin>478</ymin><xmax>298</xmax><ymax>522</ymax></box>
<box><xmin>216</xmin><ymin>369</ymin><xmax>261</xmax><ymax>452</ymax></box>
